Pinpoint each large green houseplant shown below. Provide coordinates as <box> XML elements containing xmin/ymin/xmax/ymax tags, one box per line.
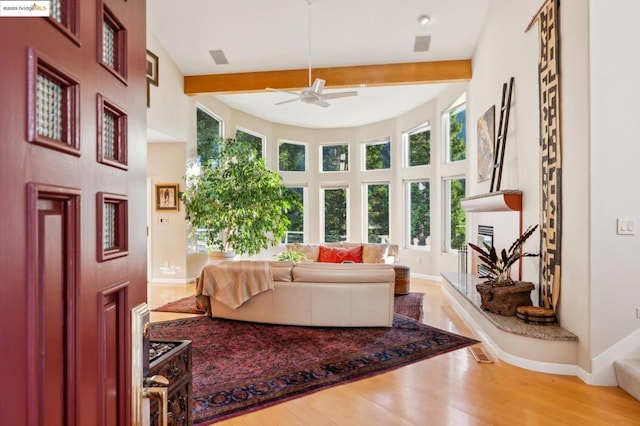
<box><xmin>182</xmin><ymin>138</ymin><xmax>299</xmax><ymax>257</ymax></box>
<box><xmin>467</xmin><ymin>224</ymin><xmax>539</xmax><ymax>315</ymax></box>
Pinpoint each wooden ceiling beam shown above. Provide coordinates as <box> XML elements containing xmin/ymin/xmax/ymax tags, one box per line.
<box><xmin>183</xmin><ymin>59</ymin><xmax>472</xmax><ymax>95</ymax></box>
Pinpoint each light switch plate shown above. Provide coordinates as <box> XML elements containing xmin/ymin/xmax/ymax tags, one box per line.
<box><xmin>616</xmin><ymin>218</ymin><xmax>635</xmax><ymax>235</ymax></box>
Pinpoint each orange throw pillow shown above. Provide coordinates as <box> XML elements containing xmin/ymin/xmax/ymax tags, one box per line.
<box><xmin>318</xmin><ymin>245</ymin><xmax>363</xmax><ymax>263</ymax></box>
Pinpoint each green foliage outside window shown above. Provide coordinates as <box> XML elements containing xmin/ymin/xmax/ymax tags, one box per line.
<box><xmin>449</xmin><ymin>106</ymin><xmax>466</xmax><ymax>162</ymax></box>
<box><xmin>235</xmin><ymin>129</ymin><xmax>263</xmax><ymax>158</ymax></box>
<box><xmin>367</xmin><ymin>184</ymin><xmax>389</xmax><ymax>243</ymax></box>
<box><xmin>449</xmin><ymin>178</ymin><xmax>466</xmax><ymax>250</ymax></box>
<box><xmin>408</xmin><ymin>128</ymin><xmax>430</xmax><ymax>166</ymax></box>
<box><xmin>365</xmin><ymin>141</ymin><xmax>390</xmax><ymax>170</ymax></box>
<box><xmin>196</xmin><ymin>108</ymin><xmax>220</xmax><ymax>163</ymax></box>
<box><xmin>285</xmin><ymin>187</ymin><xmax>304</xmax><ymax>243</ymax></box>
<box><xmin>279</xmin><ymin>142</ymin><xmax>306</xmax><ymax>172</ymax></box>
<box><xmin>410</xmin><ymin>181</ymin><xmax>430</xmax><ymax>246</ymax></box>
<box><xmin>324</xmin><ymin>188</ymin><xmax>347</xmax><ymax>242</ymax></box>
<box><xmin>322</xmin><ymin>144</ymin><xmax>349</xmax><ymax>172</ymax></box>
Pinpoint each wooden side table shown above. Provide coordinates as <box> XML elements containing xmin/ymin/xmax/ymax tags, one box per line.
<box><xmin>149</xmin><ymin>340</ymin><xmax>193</xmax><ymax>426</ymax></box>
<box><xmin>393</xmin><ymin>264</ymin><xmax>410</xmax><ymax>295</ymax></box>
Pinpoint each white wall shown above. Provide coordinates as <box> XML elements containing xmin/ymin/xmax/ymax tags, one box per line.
<box><xmin>558</xmin><ymin>0</ymin><xmax>592</xmax><ymax>373</ymax></box>
<box><xmin>589</xmin><ymin>0</ymin><xmax>640</xmax><ymax>366</ymax></box>
<box><xmin>146</xmin><ymin>32</ymin><xmax>191</xmax><ymax>282</ymax></box>
<box><xmin>147</xmin><ymin>143</ymin><xmax>188</xmax><ymax>282</ymax></box>
<box><xmin>468</xmin><ymin>0</ymin><xmax>541</xmax><ymax>269</ymax></box>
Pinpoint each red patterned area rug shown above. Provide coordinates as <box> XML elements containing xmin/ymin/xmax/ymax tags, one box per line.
<box><xmin>149</xmin><ymin>313</ymin><xmax>478</xmax><ymax>425</ymax></box>
<box><xmin>152</xmin><ymin>292</ymin><xmax>425</xmax><ymax>321</ymax></box>
<box><xmin>152</xmin><ymin>295</ymin><xmax>205</xmax><ymax>315</ymax></box>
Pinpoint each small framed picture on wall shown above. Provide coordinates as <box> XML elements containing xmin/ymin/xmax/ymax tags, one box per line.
<box><xmin>155</xmin><ymin>183</ymin><xmax>179</xmax><ymax>212</ymax></box>
<box><xmin>146</xmin><ymin>49</ymin><xmax>159</xmax><ymax>87</ymax></box>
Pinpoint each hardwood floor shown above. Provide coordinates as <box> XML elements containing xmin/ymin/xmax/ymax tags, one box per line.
<box><xmin>148</xmin><ymin>278</ymin><xmax>640</xmax><ymax>425</ymax></box>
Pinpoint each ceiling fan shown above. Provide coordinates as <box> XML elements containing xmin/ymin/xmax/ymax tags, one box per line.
<box><xmin>265</xmin><ymin>0</ymin><xmax>357</xmax><ymax>108</ymax></box>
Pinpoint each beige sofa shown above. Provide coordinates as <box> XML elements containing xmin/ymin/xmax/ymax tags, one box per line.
<box><xmin>197</xmin><ymin>261</ymin><xmax>396</xmax><ymax>327</ymax></box>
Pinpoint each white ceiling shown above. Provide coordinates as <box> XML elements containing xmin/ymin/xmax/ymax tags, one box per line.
<box><xmin>148</xmin><ymin>0</ymin><xmax>490</xmax><ymax>129</ymax></box>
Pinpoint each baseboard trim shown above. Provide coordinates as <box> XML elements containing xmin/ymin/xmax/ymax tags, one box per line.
<box><xmin>412</xmin><ymin>273</ymin><xmax>442</xmax><ymax>281</ymax></box>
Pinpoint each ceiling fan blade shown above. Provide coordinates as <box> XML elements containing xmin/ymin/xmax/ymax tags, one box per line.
<box><xmin>321</xmin><ymin>91</ymin><xmax>358</xmax><ymax>100</ymax></box>
<box><xmin>266</xmin><ymin>87</ymin><xmax>303</xmax><ymax>97</ymax></box>
<box><xmin>275</xmin><ymin>97</ymin><xmax>301</xmax><ymax>106</ymax></box>
<box><xmin>314</xmin><ymin>100</ymin><xmax>330</xmax><ymax>108</ymax></box>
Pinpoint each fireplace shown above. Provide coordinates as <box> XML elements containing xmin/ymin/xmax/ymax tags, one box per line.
<box><xmin>476</xmin><ymin>225</ymin><xmax>494</xmax><ymax>276</ymax></box>
<box><xmin>460</xmin><ymin>191</ymin><xmax>523</xmax><ymax>283</ymax></box>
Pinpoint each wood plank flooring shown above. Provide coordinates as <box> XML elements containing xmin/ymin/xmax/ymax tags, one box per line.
<box><xmin>148</xmin><ymin>278</ymin><xmax>640</xmax><ymax>425</ymax></box>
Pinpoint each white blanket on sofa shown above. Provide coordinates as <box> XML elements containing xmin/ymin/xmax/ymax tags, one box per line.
<box><xmin>196</xmin><ymin>260</ymin><xmax>274</xmax><ymax>310</ymax></box>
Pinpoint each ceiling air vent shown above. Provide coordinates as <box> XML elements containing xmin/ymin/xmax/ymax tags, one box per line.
<box><xmin>413</xmin><ymin>36</ymin><xmax>431</xmax><ymax>53</ymax></box>
<box><xmin>208</xmin><ymin>49</ymin><xmax>229</xmax><ymax>65</ymax></box>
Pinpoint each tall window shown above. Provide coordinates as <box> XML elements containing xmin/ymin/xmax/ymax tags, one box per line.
<box><xmin>321</xmin><ymin>143</ymin><xmax>349</xmax><ymax>172</ymax></box>
<box><xmin>323</xmin><ymin>187</ymin><xmax>348</xmax><ymax>242</ymax></box>
<box><xmin>284</xmin><ymin>187</ymin><xmax>305</xmax><ymax>243</ymax></box>
<box><xmin>279</xmin><ymin>141</ymin><xmax>306</xmax><ymax>172</ymax></box>
<box><xmin>196</xmin><ymin>107</ymin><xmax>221</xmax><ymax>163</ymax></box>
<box><xmin>236</xmin><ymin>128</ymin><xmax>264</xmax><ymax>158</ymax></box>
<box><xmin>364</xmin><ymin>139</ymin><xmax>390</xmax><ymax>170</ymax></box>
<box><xmin>443</xmin><ymin>94</ymin><xmax>466</xmax><ymax>163</ymax></box>
<box><xmin>365</xmin><ymin>183</ymin><xmax>389</xmax><ymax>243</ymax></box>
<box><xmin>443</xmin><ymin>177</ymin><xmax>466</xmax><ymax>251</ymax></box>
<box><xmin>405</xmin><ymin>125</ymin><xmax>431</xmax><ymax>167</ymax></box>
<box><xmin>406</xmin><ymin>180</ymin><xmax>430</xmax><ymax>247</ymax></box>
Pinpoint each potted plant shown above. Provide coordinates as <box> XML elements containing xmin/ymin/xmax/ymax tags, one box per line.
<box><xmin>467</xmin><ymin>225</ymin><xmax>540</xmax><ymax>316</ymax></box>
<box><xmin>182</xmin><ymin>138</ymin><xmax>300</xmax><ymax>259</ymax></box>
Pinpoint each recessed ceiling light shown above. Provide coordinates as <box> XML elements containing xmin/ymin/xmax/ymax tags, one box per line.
<box><xmin>418</xmin><ymin>15</ymin><xmax>431</xmax><ymax>25</ymax></box>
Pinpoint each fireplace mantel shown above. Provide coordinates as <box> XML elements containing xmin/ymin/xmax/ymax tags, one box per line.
<box><xmin>461</xmin><ymin>190</ymin><xmax>522</xmax><ymax>212</ymax></box>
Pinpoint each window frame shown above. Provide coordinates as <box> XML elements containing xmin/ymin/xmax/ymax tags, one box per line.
<box><xmin>362</xmin><ymin>138</ymin><xmax>391</xmax><ymax>171</ymax></box>
<box><xmin>442</xmin><ymin>93</ymin><xmax>467</xmax><ymax>164</ymax></box>
<box><xmin>196</xmin><ymin>105</ymin><xmax>223</xmax><ymax>164</ymax></box>
<box><xmin>235</xmin><ymin>126</ymin><xmax>265</xmax><ymax>159</ymax></box>
<box><xmin>442</xmin><ymin>176</ymin><xmax>466</xmax><ymax>253</ymax></box>
<box><xmin>278</xmin><ymin>140</ymin><xmax>308</xmax><ymax>172</ymax></box>
<box><xmin>403</xmin><ymin>123</ymin><xmax>431</xmax><ymax>168</ymax></box>
<box><xmin>404</xmin><ymin>179</ymin><xmax>431</xmax><ymax>250</ymax></box>
<box><xmin>363</xmin><ymin>181</ymin><xmax>390</xmax><ymax>244</ymax></box>
<box><xmin>321</xmin><ymin>186</ymin><xmax>349</xmax><ymax>243</ymax></box>
<box><xmin>320</xmin><ymin>143</ymin><xmax>350</xmax><ymax>173</ymax></box>
<box><xmin>283</xmin><ymin>185</ymin><xmax>307</xmax><ymax>244</ymax></box>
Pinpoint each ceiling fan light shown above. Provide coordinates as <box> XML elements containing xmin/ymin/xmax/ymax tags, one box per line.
<box><xmin>418</xmin><ymin>15</ymin><xmax>431</xmax><ymax>25</ymax></box>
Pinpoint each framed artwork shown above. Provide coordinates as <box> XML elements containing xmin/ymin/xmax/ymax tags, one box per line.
<box><xmin>146</xmin><ymin>49</ymin><xmax>159</xmax><ymax>86</ymax></box>
<box><xmin>155</xmin><ymin>183</ymin><xmax>179</xmax><ymax>212</ymax></box>
<box><xmin>477</xmin><ymin>105</ymin><xmax>495</xmax><ymax>183</ymax></box>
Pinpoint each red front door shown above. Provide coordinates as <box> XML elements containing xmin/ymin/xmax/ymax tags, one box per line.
<box><xmin>0</xmin><ymin>1</ymin><xmax>147</xmax><ymax>424</ymax></box>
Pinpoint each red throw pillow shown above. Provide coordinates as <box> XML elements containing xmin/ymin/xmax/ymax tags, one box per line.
<box><xmin>318</xmin><ymin>245</ymin><xmax>363</xmax><ymax>263</ymax></box>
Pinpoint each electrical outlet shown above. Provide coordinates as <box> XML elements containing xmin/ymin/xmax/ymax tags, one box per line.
<box><xmin>636</xmin><ymin>307</ymin><xmax>640</xmax><ymax>319</ymax></box>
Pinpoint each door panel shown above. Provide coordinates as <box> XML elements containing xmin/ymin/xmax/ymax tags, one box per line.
<box><xmin>0</xmin><ymin>1</ymin><xmax>148</xmax><ymax>424</ymax></box>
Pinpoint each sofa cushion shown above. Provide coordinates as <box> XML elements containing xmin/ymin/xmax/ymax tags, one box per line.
<box><xmin>362</xmin><ymin>243</ymin><xmax>390</xmax><ymax>263</ymax></box>
<box><xmin>269</xmin><ymin>261</ymin><xmax>293</xmax><ymax>282</ymax></box>
<box><xmin>292</xmin><ymin>243</ymin><xmax>320</xmax><ymax>262</ymax></box>
<box><xmin>318</xmin><ymin>245</ymin><xmax>363</xmax><ymax>263</ymax></box>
